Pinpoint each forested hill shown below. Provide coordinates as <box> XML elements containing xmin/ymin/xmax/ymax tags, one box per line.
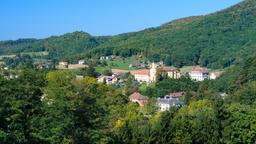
<box><xmin>86</xmin><ymin>0</ymin><xmax>256</xmax><ymax>69</ymax></box>
<box><xmin>0</xmin><ymin>32</ymin><xmax>109</xmax><ymax>60</ymax></box>
<box><xmin>1</xmin><ymin>0</ymin><xmax>256</xmax><ymax>68</ymax></box>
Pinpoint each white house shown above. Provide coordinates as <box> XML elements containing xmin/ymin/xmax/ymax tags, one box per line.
<box><xmin>210</xmin><ymin>71</ymin><xmax>223</xmax><ymax>80</ymax></box>
<box><xmin>156</xmin><ymin>96</ymin><xmax>184</xmax><ymax>111</ymax></box>
<box><xmin>132</xmin><ymin>70</ymin><xmax>151</xmax><ymax>83</ymax></box>
<box><xmin>189</xmin><ymin>66</ymin><xmax>209</xmax><ymax>81</ymax></box>
<box><xmin>78</xmin><ymin>60</ymin><xmax>85</xmax><ymax>64</ymax></box>
<box><xmin>97</xmin><ymin>75</ymin><xmax>118</xmax><ymax>85</ymax></box>
<box><xmin>57</xmin><ymin>61</ymin><xmax>68</xmax><ymax>69</ymax></box>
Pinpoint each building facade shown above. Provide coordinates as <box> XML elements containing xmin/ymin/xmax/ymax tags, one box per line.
<box><xmin>132</xmin><ymin>62</ymin><xmax>181</xmax><ymax>83</ymax></box>
<box><xmin>132</xmin><ymin>70</ymin><xmax>151</xmax><ymax>83</ymax></box>
<box><xmin>129</xmin><ymin>92</ymin><xmax>149</xmax><ymax>107</ymax></box>
<box><xmin>189</xmin><ymin>66</ymin><xmax>209</xmax><ymax>81</ymax></box>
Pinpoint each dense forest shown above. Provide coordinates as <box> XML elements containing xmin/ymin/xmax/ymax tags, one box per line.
<box><xmin>86</xmin><ymin>0</ymin><xmax>256</xmax><ymax>69</ymax></box>
<box><xmin>0</xmin><ymin>32</ymin><xmax>109</xmax><ymax>61</ymax></box>
<box><xmin>1</xmin><ymin>0</ymin><xmax>256</xmax><ymax>69</ymax></box>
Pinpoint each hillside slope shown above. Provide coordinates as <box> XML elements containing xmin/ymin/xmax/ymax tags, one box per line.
<box><xmin>0</xmin><ymin>31</ymin><xmax>109</xmax><ymax>60</ymax></box>
<box><xmin>1</xmin><ymin>0</ymin><xmax>256</xmax><ymax>68</ymax></box>
<box><xmin>85</xmin><ymin>0</ymin><xmax>256</xmax><ymax>68</ymax></box>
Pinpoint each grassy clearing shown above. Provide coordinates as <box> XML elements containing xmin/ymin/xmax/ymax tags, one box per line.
<box><xmin>96</xmin><ymin>56</ymin><xmax>147</xmax><ymax>73</ymax></box>
<box><xmin>21</xmin><ymin>51</ymin><xmax>49</xmax><ymax>57</ymax></box>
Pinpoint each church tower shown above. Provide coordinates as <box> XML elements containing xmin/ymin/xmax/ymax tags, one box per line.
<box><xmin>150</xmin><ymin>63</ymin><xmax>158</xmax><ymax>82</ymax></box>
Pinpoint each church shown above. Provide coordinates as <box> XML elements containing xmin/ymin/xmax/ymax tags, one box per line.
<box><xmin>132</xmin><ymin>62</ymin><xmax>181</xmax><ymax>83</ymax></box>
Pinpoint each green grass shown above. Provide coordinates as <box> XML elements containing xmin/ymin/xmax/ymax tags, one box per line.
<box><xmin>96</xmin><ymin>56</ymin><xmax>147</xmax><ymax>74</ymax></box>
<box><xmin>95</xmin><ymin>67</ymin><xmax>107</xmax><ymax>74</ymax></box>
<box><xmin>21</xmin><ymin>51</ymin><xmax>49</xmax><ymax>57</ymax></box>
<box><xmin>33</xmin><ymin>58</ymin><xmax>51</xmax><ymax>63</ymax></box>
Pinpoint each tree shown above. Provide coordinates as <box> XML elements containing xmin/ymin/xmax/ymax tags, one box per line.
<box><xmin>0</xmin><ymin>69</ymin><xmax>46</xmax><ymax>143</ymax></box>
<box><xmin>172</xmin><ymin>100</ymin><xmax>220</xmax><ymax>144</ymax></box>
<box><xmin>222</xmin><ymin>104</ymin><xmax>256</xmax><ymax>143</ymax></box>
<box><xmin>229</xmin><ymin>81</ymin><xmax>256</xmax><ymax>105</ymax></box>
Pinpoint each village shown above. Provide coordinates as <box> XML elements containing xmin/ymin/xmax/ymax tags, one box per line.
<box><xmin>56</xmin><ymin>55</ymin><xmax>224</xmax><ymax>111</ymax></box>
<box><xmin>0</xmin><ymin>54</ymin><xmax>224</xmax><ymax>112</ymax></box>
<box><xmin>100</xmin><ymin>61</ymin><xmax>223</xmax><ymax>110</ymax></box>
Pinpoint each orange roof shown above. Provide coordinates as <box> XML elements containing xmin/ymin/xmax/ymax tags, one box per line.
<box><xmin>190</xmin><ymin>66</ymin><xmax>209</xmax><ymax>73</ymax></box>
<box><xmin>167</xmin><ymin>92</ymin><xmax>184</xmax><ymax>97</ymax></box>
<box><xmin>129</xmin><ymin>92</ymin><xmax>149</xmax><ymax>100</ymax></box>
<box><xmin>112</xmin><ymin>69</ymin><xmax>130</xmax><ymax>74</ymax></box>
<box><xmin>132</xmin><ymin>69</ymin><xmax>150</xmax><ymax>76</ymax></box>
<box><xmin>211</xmin><ymin>71</ymin><xmax>223</xmax><ymax>77</ymax></box>
<box><xmin>158</xmin><ymin>66</ymin><xmax>178</xmax><ymax>71</ymax></box>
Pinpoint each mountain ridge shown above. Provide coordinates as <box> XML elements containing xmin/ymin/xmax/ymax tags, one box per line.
<box><xmin>0</xmin><ymin>0</ymin><xmax>255</xmax><ymax>69</ymax></box>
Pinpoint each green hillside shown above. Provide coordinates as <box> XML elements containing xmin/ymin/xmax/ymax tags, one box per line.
<box><xmin>1</xmin><ymin>0</ymin><xmax>256</xmax><ymax>68</ymax></box>
<box><xmin>85</xmin><ymin>0</ymin><xmax>256</xmax><ymax>69</ymax></box>
<box><xmin>0</xmin><ymin>31</ymin><xmax>109</xmax><ymax>61</ymax></box>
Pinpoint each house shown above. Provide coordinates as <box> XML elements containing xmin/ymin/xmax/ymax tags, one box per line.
<box><xmin>156</xmin><ymin>66</ymin><xmax>181</xmax><ymax>79</ymax></box>
<box><xmin>57</xmin><ymin>61</ymin><xmax>88</xmax><ymax>70</ymax></box>
<box><xmin>57</xmin><ymin>61</ymin><xmax>68</xmax><ymax>69</ymax></box>
<box><xmin>131</xmin><ymin>70</ymin><xmax>151</xmax><ymax>83</ymax></box>
<box><xmin>33</xmin><ymin>62</ymin><xmax>50</xmax><ymax>69</ymax></box>
<box><xmin>97</xmin><ymin>75</ymin><xmax>118</xmax><ymax>85</ymax></box>
<box><xmin>78</xmin><ymin>59</ymin><xmax>85</xmax><ymax>64</ymax></box>
<box><xmin>129</xmin><ymin>92</ymin><xmax>149</xmax><ymax>107</ymax></box>
<box><xmin>130</xmin><ymin>62</ymin><xmax>181</xmax><ymax>83</ymax></box>
<box><xmin>219</xmin><ymin>92</ymin><xmax>227</xmax><ymax>99</ymax></box>
<box><xmin>68</xmin><ymin>64</ymin><xmax>88</xmax><ymax>69</ymax></box>
<box><xmin>100</xmin><ymin>55</ymin><xmax>115</xmax><ymax>60</ymax></box>
<box><xmin>149</xmin><ymin>63</ymin><xmax>181</xmax><ymax>82</ymax></box>
<box><xmin>157</xmin><ymin>96</ymin><xmax>184</xmax><ymax>111</ymax></box>
<box><xmin>76</xmin><ymin>75</ymin><xmax>84</xmax><ymax>80</ymax></box>
<box><xmin>165</xmin><ymin>92</ymin><xmax>185</xmax><ymax>99</ymax></box>
<box><xmin>210</xmin><ymin>71</ymin><xmax>223</xmax><ymax>80</ymax></box>
<box><xmin>0</xmin><ymin>54</ymin><xmax>16</xmax><ymax>60</ymax></box>
<box><xmin>189</xmin><ymin>66</ymin><xmax>209</xmax><ymax>81</ymax></box>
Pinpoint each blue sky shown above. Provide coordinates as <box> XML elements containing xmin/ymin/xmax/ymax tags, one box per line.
<box><xmin>0</xmin><ymin>0</ymin><xmax>241</xmax><ymax>40</ymax></box>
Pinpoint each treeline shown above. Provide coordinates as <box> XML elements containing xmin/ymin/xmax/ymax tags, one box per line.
<box><xmin>0</xmin><ymin>69</ymin><xmax>128</xmax><ymax>143</ymax></box>
<box><xmin>84</xmin><ymin>0</ymin><xmax>256</xmax><ymax>68</ymax></box>
<box><xmin>0</xmin><ymin>32</ymin><xmax>108</xmax><ymax>61</ymax></box>
<box><xmin>1</xmin><ymin>0</ymin><xmax>256</xmax><ymax>69</ymax></box>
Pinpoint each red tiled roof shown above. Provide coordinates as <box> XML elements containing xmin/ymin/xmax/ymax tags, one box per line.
<box><xmin>98</xmin><ymin>75</ymin><xmax>113</xmax><ymax>79</ymax></box>
<box><xmin>158</xmin><ymin>66</ymin><xmax>178</xmax><ymax>71</ymax></box>
<box><xmin>129</xmin><ymin>92</ymin><xmax>149</xmax><ymax>100</ymax></box>
<box><xmin>132</xmin><ymin>69</ymin><xmax>150</xmax><ymax>76</ymax></box>
<box><xmin>190</xmin><ymin>66</ymin><xmax>209</xmax><ymax>73</ymax></box>
<box><xmin>167</xmin><ymin>92</ymin><xmax>184</xmax><ymax>97</ymax></box>
<box><xmin>104</xmin><ymin>76</ymin><xmax>113</xmax><ymax>79</ymax></box>
<box><xmin>211</xmin><ymin>71</ymin><xmax>223</xmax><ymax>77</ymax></box>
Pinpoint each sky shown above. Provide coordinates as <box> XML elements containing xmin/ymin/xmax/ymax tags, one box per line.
<box><xmin>0</xmin><ymin>0</ymin><xmax>241</xmax><ymax>40</ymax></box>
